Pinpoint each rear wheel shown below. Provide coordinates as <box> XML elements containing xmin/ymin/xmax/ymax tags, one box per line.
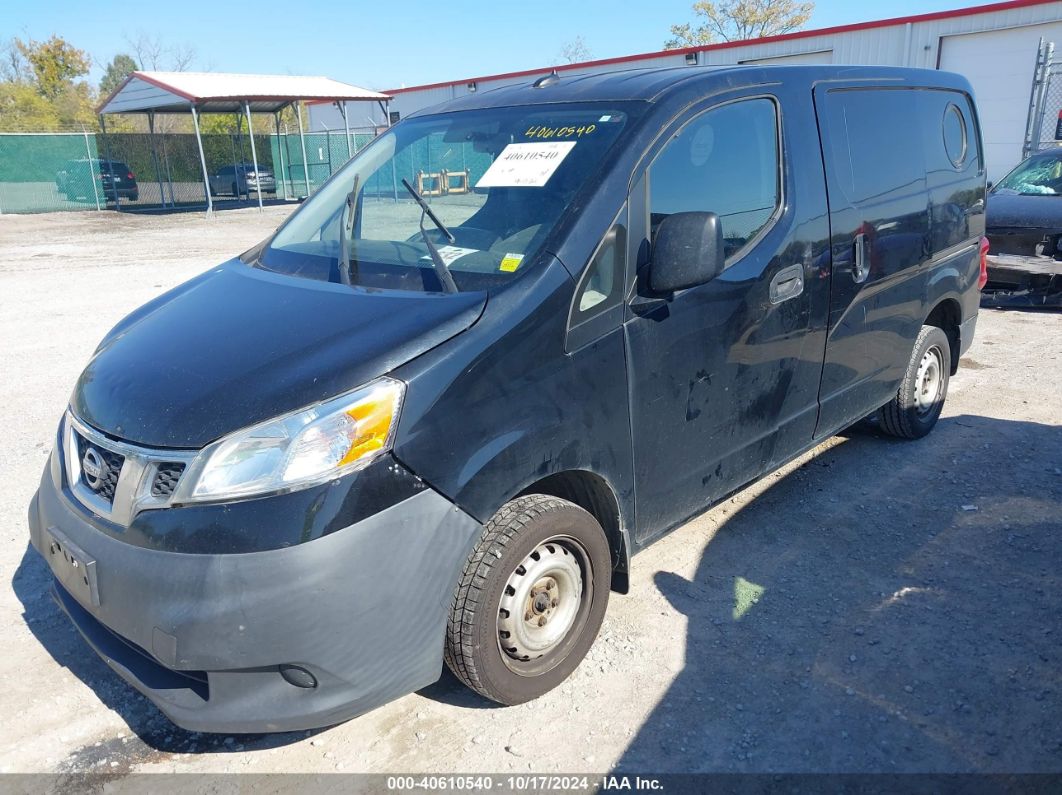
<box><xmin>877</xmin><ymin>324</ymin><xmax>951</xmax><ymax>439</ymax></box>
<box><xmin>444</xmin><ymin>494</ymin><xmax>611</xmax><ymax>705</ymax></box>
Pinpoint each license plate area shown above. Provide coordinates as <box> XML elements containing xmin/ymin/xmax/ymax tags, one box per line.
<box><xmin>44</xmin><ymin>526</ymin><xmax>100</xmax><ymax>607</ymax></box>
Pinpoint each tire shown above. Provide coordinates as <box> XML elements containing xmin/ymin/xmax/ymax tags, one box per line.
<box><xmin>877</xmin><ymin>324</ymin><xmax>951</xmax><ymax>439</ymax></box>
<box><xmin>444</xmin><ymin>494</ymin><xmax>611</xmax><ymax>705</ymax></box>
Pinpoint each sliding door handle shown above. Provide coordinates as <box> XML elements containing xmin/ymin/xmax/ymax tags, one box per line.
<box><xmin>853</xmin><ymin>233</ymin><xmax>870</xmax><ymax>284</ymax></box>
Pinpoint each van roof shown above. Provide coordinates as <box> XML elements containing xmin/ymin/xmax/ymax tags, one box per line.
<box><xmin>409</xmin><ymin>64</ymin><xmax>972</xmax><ymax>116</ymax></box>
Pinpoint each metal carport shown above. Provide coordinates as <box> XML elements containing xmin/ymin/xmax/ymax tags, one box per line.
<box><xmin>97</xmin><ymin>71</ymin><xmax>391</xmax><ymax>213</ymax></box>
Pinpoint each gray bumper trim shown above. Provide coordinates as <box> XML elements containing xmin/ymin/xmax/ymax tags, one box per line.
<box><xmin>29</xmin><ymin>473</ymin><xmax>482</xmax><ymax>733</ymax></box>
<box><xmin>958</xmin><ymin>314</ymin><xmax>978</xmax><ymax>358</ymax></box>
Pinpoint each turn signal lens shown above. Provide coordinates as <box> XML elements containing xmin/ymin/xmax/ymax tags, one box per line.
<box><xmin>175</xmin><ymin>378</ymin><xmax>404</xmax><ymax>503</ymax></box>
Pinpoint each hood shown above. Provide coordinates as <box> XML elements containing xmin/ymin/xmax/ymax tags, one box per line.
<box><xmin>73</xmin><ymin>261</ymin><xmax>485</xmax><ymax>448</ymax></box>
<box><xmin>986</xmin><ymin>191</ymin><xmax>1062</xmax><ymax>230</ymax></box>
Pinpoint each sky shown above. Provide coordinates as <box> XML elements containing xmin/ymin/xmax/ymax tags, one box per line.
<box><xmin>5</xmin><ymin>0</ymin><xmax>980</xmax><ymax>91</ymax></box>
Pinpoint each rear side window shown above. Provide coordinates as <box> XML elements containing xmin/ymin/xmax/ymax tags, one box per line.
<box><xmin>648</xmin><ymin>98</ymin><xmax>780</xmax><ymax>261</ymax></box>
<box><xmin>942</xmin><ymin>103</ymin><xmax>967</xmax><ymax>167</ymax></box>
<box><xmin>822</xmin><ymin>89</ymin><xmax>925</xmax><ymax>205</ymax></box>
<box><xmin>922</xmin><ymin>90</ymin><xmax>981</xmax><ymax>176</ymax></box>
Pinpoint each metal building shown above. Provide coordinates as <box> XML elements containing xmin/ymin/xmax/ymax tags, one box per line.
<box><xmin>311</xmin><ymin>0</ymin><xmax>1062</xmax><ymax>181</ymax></box>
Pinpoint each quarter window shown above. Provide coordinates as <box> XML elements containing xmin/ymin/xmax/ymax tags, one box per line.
<box><xmin>572</xmin><ymin>220</ymin><xmax>626</xmax><ymax>324</ymax></box>
<box><xmin>942</xmin><ymin>103</ymin><xmax>968</xmax><ymax>168</ymax></box>
<box><xmin>648</xmin><ymin>98</ymin><xmax>780</xmax><ymax>261</ymax></box>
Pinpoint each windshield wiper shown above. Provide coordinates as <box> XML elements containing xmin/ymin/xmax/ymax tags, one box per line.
<box><xmin>401</xmin><ymin>177</ymin><xmax>458</xmax><ymax>294</ymax></box>
<box><xmin>338</xmin><ymin>174</ymin><xmax>360</xmax><ymax>286</ymax></box>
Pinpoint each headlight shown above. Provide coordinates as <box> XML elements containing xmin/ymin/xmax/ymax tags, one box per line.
<box><xmin>172</xmin><ymin>378</ymin><xmax>404</xmax><ymax>503</ymax></box>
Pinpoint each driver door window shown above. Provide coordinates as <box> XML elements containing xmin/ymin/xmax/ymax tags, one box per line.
<box><xmin>648</xmin><ymin>98</ymin><xmax>780</xmax><ymax>263</ymax></box>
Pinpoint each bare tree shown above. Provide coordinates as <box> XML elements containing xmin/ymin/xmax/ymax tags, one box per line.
<box><xmin>665</xmin><ymin>0</ymin><xmax>814</xmax><ymax>48</ymax></box>
<box><xmin>125</xmin><ymin>32</ymin><xmax>197</xmax><ymax>72</ymax></box>
<box><xmin>558</xmin><ymin>36</ymin><xmax>593</xmax><ymax>65</ymax></box>
<box><xmin>170</xmin><ymin>42</ymin><xmax>197</xmax><ymax>72</ymax></box>
<box><xmin>0</xmin><ymin>37</ymin><xmax>31</xmax><ymax>82</ymax></box>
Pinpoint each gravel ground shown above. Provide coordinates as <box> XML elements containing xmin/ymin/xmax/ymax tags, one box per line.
<box><xmin>0</xmin><ymin>209</ymin><xmax>1059</xmax><ymax>781</ymax></box>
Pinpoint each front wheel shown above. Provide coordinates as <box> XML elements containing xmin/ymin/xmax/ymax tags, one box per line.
<box><xmin>877</xmin><ymin>324</ymin><xmax>951</xmax><ymax>439</ymax></box>
<box><xmin>444</xmin><ymin>494</ymin><xmax>611</xmax><ymax>705</ymax></box>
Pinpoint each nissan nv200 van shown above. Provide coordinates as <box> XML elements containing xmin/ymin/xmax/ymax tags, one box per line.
<box><xmin>29</xmin><ymin>64</ymin><xmax>986</xmax><ymax>732</ymax></box>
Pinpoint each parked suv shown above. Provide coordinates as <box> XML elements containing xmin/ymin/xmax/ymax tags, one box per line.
<box><xmin>56</xmin><ymin>159</ymin><xmax>139</xmax><ymax>202</ymax></box>
<box><xmin>209</xmin><ymin>163</ymin><xmax>277</xmax><ymax>198</ymax></box>
<box><xmin>29</xmin><ymin>65</ymin><xmax>986</xmax><ymax>733</ymax></box>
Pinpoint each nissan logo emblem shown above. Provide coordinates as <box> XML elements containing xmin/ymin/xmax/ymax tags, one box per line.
<box><xmin>81</xmin><ymin>448</ymin><xmax>106</xmax><ymax>491</ymax></box>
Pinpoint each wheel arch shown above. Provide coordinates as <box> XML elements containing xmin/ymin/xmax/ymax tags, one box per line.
<box><xmin>924</xmin><ymin>297</ymin><xmax>962</xmax><ymax>375</ymax></box>
<box><xmin>517</xmin><ymin>469</ymin><xmax>630</xmax><ymax>594</ymax></box>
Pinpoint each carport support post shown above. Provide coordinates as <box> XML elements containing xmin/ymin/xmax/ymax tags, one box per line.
<box><xmin>147</xmin><ymin>111</ymin><xmax>166</xmax><ymax>208</ymax></box>
<box><xmin>296</xmin><ymin>102</ymin><xmax>311</xmax><ymax>197</ymax></box>
<box><xmin>274</xmin><ymin>111</ymin><xmax>289</xmax><ymax>201</ymax></box>
<box><xmin>190</xmin><ymin>105</ymin><xmax>213</xmax><ymax>215</ymax></box>
<box><xmin>244</xmin><ymin>101</ymin><xmax>264</xmax><ymax>211</ymax></box>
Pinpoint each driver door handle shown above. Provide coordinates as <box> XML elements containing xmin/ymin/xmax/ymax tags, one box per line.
<box><xmin>769</xmin><ymin>264</ymin><xmax>805</xmax><ymax>305</ymax></box>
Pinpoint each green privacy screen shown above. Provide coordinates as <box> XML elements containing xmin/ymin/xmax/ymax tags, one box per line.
<box><xmin>0</xmin><ymin>133</ymin><xmax>104</xmax><ymax>214</ymax></box>
<box><xmin>1</xmin><ymin>129</ymin><xmax>493</xmax><ymax>213</ymax></box>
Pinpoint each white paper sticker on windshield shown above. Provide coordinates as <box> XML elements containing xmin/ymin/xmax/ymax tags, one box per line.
<box><xmin>422</xmin><ymin>245</ymin><xmax>479</xmax><ymax>266</ymax></box>
<box><xmin>476</xmin><ymin>141</ymin><xmax>576</xmax><ymax>188</ymax></box>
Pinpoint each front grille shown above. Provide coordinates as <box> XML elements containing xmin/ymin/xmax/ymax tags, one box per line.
<box><xmin>151</xmin><ymin>463</ymin><xmax>186</xmax><ymax>497</ymax></box>
<box><xmin>74</xmin><ymin>432</ymin><xmax>124</xmax><ymax>504</ymax></box>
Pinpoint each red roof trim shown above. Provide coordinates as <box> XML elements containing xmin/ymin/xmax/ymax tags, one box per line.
<box><xmin>98</xmin><ymin>71</ymin><xmax>391</xmax><ymax>113</ymax></box>
<box><xmin>95</xmin><ymin>71</ymin><xmax>198</xmax><ymax>113</ymax></box>
<box><xmin>385</xmin><ymin>0</ymin><xmax>1057</xmax><ymax>95</ymax></box>
<box><xmin>130</xmin><ymin>71</ymin><xmax>200</xmax><ymax>101</ymax></box>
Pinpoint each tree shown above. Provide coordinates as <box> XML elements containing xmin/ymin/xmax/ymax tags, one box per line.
<box><xmin>125</xmin><ymin>32</ymin><xmax>196</xmax><ymax>72</ymax></box>
<box><xmin>665</xmin><ymin>0</ymin><xmax>814</xmax><ymax>48</ymax></box>
<box><xmin>100</xmin><ymin>53</ymin><xmax>138</xmax><ymax>98</ymax></box>
<box><xmin>0</xmin><ymin>81</ymin><xmax>59</xmax><ymax>130</ymax></box>
<box><xmin>0</xmin><ymin>38</ymin><xmax>30</xmax><ymax>82</ymax></box>
<box><xmin>0</xmin><ymin>36</ymin><xmax>95</xmax><ymax>130</ymax></box>
<box><xmin>15</xmin><ymin>35</ymin><xmax>91</xmax><ymax>100</ymax></box>
<box><xmin>558</xmin><ymin>36</ymin><xmax>593</xmax><ymax>64</ymax></box>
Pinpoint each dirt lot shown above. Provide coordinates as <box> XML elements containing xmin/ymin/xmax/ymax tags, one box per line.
<box><xmin>0</xmin><ymin>209</ymin><xmax>1059</xmax><ymax>781</ymax></box>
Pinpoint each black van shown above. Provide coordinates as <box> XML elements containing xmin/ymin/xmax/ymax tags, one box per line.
<box><xmin>29</xmin><ymin>65</ymin><xmax>987</xmax><ymax>733</ymax></box>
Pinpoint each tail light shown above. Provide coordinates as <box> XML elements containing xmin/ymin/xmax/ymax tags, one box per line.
<box><xmin>978</xmin><ymin>236</ymin><xmax>989</xmax><ymax>290</ymax></box>
<box><xmin>127</xmin><ymin>172</ymin><xmax>135</xmax><ymax>180</ymax></box>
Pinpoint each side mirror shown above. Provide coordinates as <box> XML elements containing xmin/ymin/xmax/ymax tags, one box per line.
<box><xmin>649</xmin><ymin>211</ymin><xmax>725</xmax><ymax>294</ymax></box>
<box><xmin>986</xmin><ymin>181</ymin><xmax>993</xmax><ymax>191</ymax></box>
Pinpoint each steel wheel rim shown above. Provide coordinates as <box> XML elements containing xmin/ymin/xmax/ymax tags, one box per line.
<box><xmin>914</xmin><ymin>344</ymin><xmax>944</xmax><ymax>416</ymax></box>
<box><xmin>497</xmin><ymin>536</ymin><xmax>589</xmax><ymax>673</ymax></box>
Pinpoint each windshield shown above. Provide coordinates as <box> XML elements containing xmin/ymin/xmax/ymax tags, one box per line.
<box><xmin>994</xmin><ymin>152</ymin><xmax>1062</xmax><ymax>196</ymax></box>
<box><xmin>261</xmin><ymin>104</ymin><xmax>635</xmax><ymax>292</ymax></box>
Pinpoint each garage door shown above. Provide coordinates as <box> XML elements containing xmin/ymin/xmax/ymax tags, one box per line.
<box><xmin>740</xmin><ymin>50</ymin><xmax>833</xmax><ymax>65</ymax></box>
<box><xmin>939</xmin><ymin>22</ymin><xmax>1062</xmax><ymax>181</ymax></box>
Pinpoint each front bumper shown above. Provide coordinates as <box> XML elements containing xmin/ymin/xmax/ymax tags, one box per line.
<box><xmin>982</xmin><ymin>254</ymin><xmax>1062</xmax><ymax>308</ymax></box>
<box><xmin>28</xmin><ymin>463</ymin><xmax>481</xmax><ymax>733</ymax></box>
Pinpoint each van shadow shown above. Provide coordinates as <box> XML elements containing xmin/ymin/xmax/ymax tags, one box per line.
<box><xmin>11</xmin><ymin>549</ymin><xmax>314</xmax><ymax>760</ymax></box>
<box><xmin>614</xmin><ymin>414</ymin><xmax>1062</xmax><ymax>773</ymax></box>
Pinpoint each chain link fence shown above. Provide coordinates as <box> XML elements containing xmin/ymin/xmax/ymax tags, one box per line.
<box><xmin>0</xmin><ymin>127</ymin><xmax>380</xmax><ymax>214</ymax></box>
<box><xmin>1025</xmin><ymin>39</ymin><xmax>1062</xmax><ymax>158</ymax></box>
<box><xmin>0</xmin><ymin>133</ymin><xmax>105</xmax><ymax>213</ymax></box>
